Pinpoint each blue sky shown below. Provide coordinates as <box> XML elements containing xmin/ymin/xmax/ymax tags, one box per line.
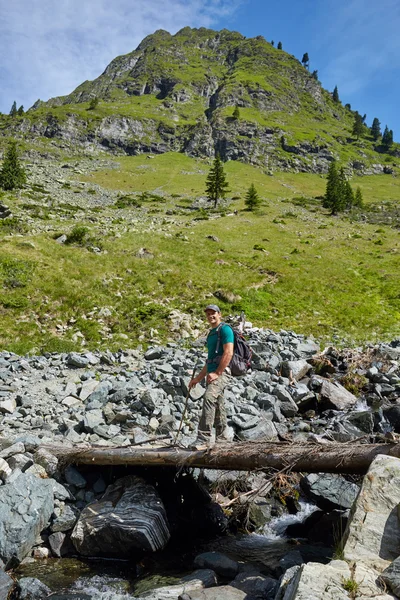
<box><xmin>1</xmin><ymin>0</ymin><xmax>399</xmax><ymax>138</ymax></box>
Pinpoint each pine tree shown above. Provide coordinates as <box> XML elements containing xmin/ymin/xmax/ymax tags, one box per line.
<box><xmin>301</xmin><ymin>53</ymin><xmax>309</xmax><ymax>69</ymax></box>
<box><xmin>311</xmin><ymin>70</ymin><xmax>319</xmax><ymax>81</ymax></box>
<box><xmin>9</xmin><ymin>101</ymin><xmax>17</xmax><ymax>118</ymax></box>
<box><xmin>245</xmin><ymin>183</ymin><xmax>261</xmax><ymax>211</ymax></box>
<box><xmin>370</xmin><ymin>118</ymin><xmax>381</xmax><ymax>141</ymax></box>
<box><xmin>17</xmin><ymin>105</ymin><xmax>24</xmax><ymax>116</ymax></box>
<box><xmin>232</xmin><ymin>105</ymin><xmax>240</xmax><ymax>120</ymax></box>
<box><xmin>382</xmin><ymin>126</ymin><xmax>393</xmax><ymax>149</ymax></box>
<box><xmin>345</xmin><ymin>103</ymin><xmax>351</xmax><ymax>110</ymax></box>
<box><xmin>0</xmin><ymin>140</ymin><xmax>27</xmax><ymax>190</ymax></box>
<box><xmin>339</xmin><ymin>168</ymin><xmax>355</xmax><ymax>209</ymax></box>
<box><xmin>271</xmin><ymin>40</ymin><xmax>274</xmax><ymax>47</ymax></box>
<box><xmin>277</xmin><ymin>41</ymin><xmax>282</xmax><ymax>50</ymax></box>
<box><xmin>354</xmin><ymin>187</ymin><xmax>364</xmax><ymax>208</ymax></box>
<box><xmin>352</xmin><ymin>113</ymin><xmax>364</xmax><ymax>140</ymax></box>
<box><xmin>323</xmin><ymin>161</ymin><xmax>344</xmax><ymax>215</ymax></box>
<box><xmin>205</xmin><ymin>154</ymin><xmax>229</xmax><ymax>209</ymax></box>
<box><xmin>332</xmin><ymin>86</ymin><xmax>340</xmax><ymax>103</ymax></box>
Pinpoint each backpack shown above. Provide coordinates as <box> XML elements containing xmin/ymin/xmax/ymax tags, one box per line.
<box><xmin>209</xmin><ymin>323</ymin><xmax>252</xmax><ymax>376</ymax></box>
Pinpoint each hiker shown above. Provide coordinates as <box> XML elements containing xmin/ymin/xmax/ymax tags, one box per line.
<box><xmin>189</xmin><ymin>304</ymin><xmax>234</xmax><ymax>448</ymax></box>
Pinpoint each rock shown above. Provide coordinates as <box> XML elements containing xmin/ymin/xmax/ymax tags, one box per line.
<box><xmin>281</xmin><ymin>560</ymin><xmax>351</xmax><ymax>600</ymax></box>
<box><xmin>311</xmin><ymin>376</ymin><xmax>358</xmax><ymax>410</ymax></box>
<box><xmin>64</xmin><ymin>466</ymin><xmax>86</xmax><ymax>488</ymax></box>
<box><xmin>141</xmin><ymin>569</ymin><xmax>217</xmax><ymax>600</ymax></box>
<box><xmin>33</xmin><ymin>448</ymin><xmax>58</xmax><ymax>476</ymax></box>
<box><xmin>194</xmin><ymin>552</ymin><xmax>238</xmax><ymax>579</ymax></box>
<box><xmin>281</xmin><ymin>360</ymin><xmax>312</xmax><ymax>381</ymax></box>
<box><xmin>0</xmin><ymin>473</ymin><xmax>53</xmax><ymax>567</ymax></box>
<box><xmin>230</xmin><ymin>572</ymin><xmax>278</xmax><ymax>599</ymax></box>
<box><xmin>0</xmin><ymin>459</ymin><xmax>11</xmax><ymax>481</ymax></box>
<box><xmin>380</xmin><ymin>556</ymin><xmax>400</xmax><ymax>596</ymax></box>
<box><xmin>145</xmin><ymin>348</ymin><xmax>164</xmax><ymax>360</ymax></box>
<box><xmin>51</xmin><ymin>505</ymin><xmax>77</xmax><ymax>532</ymax></box>
<box><xmin>274</xmin><ymin>565</ymin><xmax>301</xmax><ymax>600</ymax></box>
<box><xmin>300</xmin><ymin>473</ymin><xmax>359</xmax><ymax>511</ymax></box>
<box><xmin>48</xmin><ymin>531</ymin><xmax>67</xmax><ymax>557</ymax></box>
<box><xmin>187</xmin><ymin>586</ymin><xmax>246</xmax><ymax>600</ymax></box>
<box><xmin>0</xmin><ymin>568</ymin><xmax>14</xmax><ymax>600</ymax></box>
<box><xmin>237</xmin><ymin>419</ymin><xmax>278</xmax><ymax>441</ymax></box>
<box><xmin>343</xmin><ymin>454</ymin><xmax>400</xmax><ymax>568</ymax></box>
<box><xmin>0</xmin><ymin>399</ymin><xmax>16</xmax><ymax>414</ymax></box>
<box><xmin>71</xmin><ymin>475</ymin><xmax>170</xmax><ymax>556</ymax></box>
<box><xmin>17</xmin><ymin>577</ymin><xmax>51</xmax><ymax>600</ymax></box>
<box><xmin>66</xmin><ymin>353</ymin><xmax>89</xmax><ymax>368</ymax></box>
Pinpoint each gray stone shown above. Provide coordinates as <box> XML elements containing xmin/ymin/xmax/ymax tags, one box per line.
<box><xmin>237</xmin><ymin>419</ymin><xmax>278</xmax><ymax>441</ymax></box>
<box><xmin>71</xmin><ymin>475</ymin><xmax>170</xmax><ymax>556</ymax></box>
<box><xmin>281</xmin><ymin>360</ymin><xmax>312</xmax><ymax>381</ymax></box>
<box><xmin>0</xmin><ymin>473</ymin><xmax>53</xmax><ymax>566</ymax></box>
<box><xmin>48</xmin><ymin>531</ymin><xmax>67</xmax><ymax>558</ymax></box>
<box><xmin>188</xmin><ymin>586</ymin><xmax>246</xmax><ymax>600</ymax></box>
<box><xmin>282</xmin><ymin>560</ymin><xmax>351</xmax><ymax>600</ymax></box>
<box><xmin>312</xmin><ymin>375</ymin><xmax>358</xmax><ymax>410</ymax></box>
<box><xmin>64</xmin><ymin>466</ymin><xmax>86</xmax><ymax>488</ymax></box>
<box><xmin>51</xmin><ymin>504</ymin><xmax>77</xmax><ymax>532</ymax></box>
<box><xmin>66</xmin><ymin>353</ymin><xmax>89</xmax><ymax>368</ymax></box>
<box><xmin>301</xmin><ymin>473</ymin><xmax>360</xmax><ymax>511</ymax></box>
<box><xmin>0</xmin><ymin>567</ymin><xmax>14</xmax><ymax>600</ymax></box>
<box><xmin>194</xmin><ymin>552</ymin><xmax>238</xmax><ymax>578</ymax></box>
<box><xmin>230</xmin><ymin>414</ymin><xmax>260</xmax><ymax>431</ymax></box>
<box><xmin>230</xmin><ymin>572</ymin><xmax>277</xmax><ymax>599</ymax></box>
<box><xmin>343</xmin><ymin>454</ymin><xmax>400</xmax><ymax>568</ymax></box>
<box><xmin>17</xmin><ymin>577</ymin><xmax>51</xmax><ymax>600</ymax></box>
<box><xmin>33</xmin><ymin>448</ymin><xmax>58</xmax><ymax>476</ymax></box>
<box><xmin>144</xmin><ymin>348</ymin><xmax>164</xmax><ymax>360</ymax></box>
<box><xmin>141</xmin><ymin>569</ymin><xmax>217</xmax><ymax>600</ymax></box>
<box><xmin>380</xmin><ymin>556</ymin><xmax>400</xmax><ymax>596</ymax></box>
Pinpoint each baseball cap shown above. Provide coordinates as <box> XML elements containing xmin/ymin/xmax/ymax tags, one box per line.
<box><xmin>204</xmin><ymin>304</ymin><xmax>221</xmax><ymax>313</ymax></box>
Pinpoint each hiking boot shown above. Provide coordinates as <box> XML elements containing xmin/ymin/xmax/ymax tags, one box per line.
<box><xmin>188</xmin><ymin>439</ymin><xmax>214</xmax><ymax>451</ymax></box>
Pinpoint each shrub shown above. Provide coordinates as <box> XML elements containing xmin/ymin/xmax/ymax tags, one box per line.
<box><xmin>65</xmin><ymin>226</ymin><xmax>89</xmax><ymax>245</ymax></box>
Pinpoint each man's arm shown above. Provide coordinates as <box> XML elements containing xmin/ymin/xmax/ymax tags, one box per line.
<box><xmin>207</xmin><ymin>342</ymin><xmax>234</xmax><ymax>383</ymax></box>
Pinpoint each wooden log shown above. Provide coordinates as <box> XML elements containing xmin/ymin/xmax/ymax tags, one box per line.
<box><xmin>43</xmin><ymin>440</ymin><xmax>400</xmax><ymax>474</ymax></box>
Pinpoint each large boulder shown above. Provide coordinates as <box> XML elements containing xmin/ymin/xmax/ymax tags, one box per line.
<box><xmin>141</xmin><ymin>569</ymin><xmax>217</xmax><ymax>600</ymax></box>
<box><xmin>0</xmin><ymin>473</ymin><xmax>54</xmax><ymax>567</ymax></box>
<box><xmin>281</xmin><ymin>560</ymin><xmax>351</xmax><ymax>600</ymax></box>
<box><xmin>71</xmin><ymin>475</ymin><xmax>170</xmax><ymax>556</ymax></box>
<box><xmin>300</xmin><ymin>473</ymin><xmax>360</xmax><ymax>511</ymax></box>
<box><xmin>311</xmin><ymin>375</ymin><xmax>358</xmax><ymax>410</ymax></box>
<box><xmin>343</xmin><ymin>455</ymin><xmax>400</xmax><ymax>569</ymax></box>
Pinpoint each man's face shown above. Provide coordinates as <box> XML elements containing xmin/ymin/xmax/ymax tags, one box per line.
<box><xmin>205</xmin><ymin>309</ymin><xmax>222</xmax><ymax>327</ymax></box>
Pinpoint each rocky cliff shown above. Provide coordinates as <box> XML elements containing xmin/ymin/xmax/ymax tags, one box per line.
<box><xmin>1</xmin><ymin>27</ymin><xmax>395</xmax><ymax>173</ymax></box>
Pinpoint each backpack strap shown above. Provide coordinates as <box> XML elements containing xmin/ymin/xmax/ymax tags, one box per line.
<box><xmin>206</xmin><ymin>323</ymin><xmax>229</xmax><ymax>364</ymax></box>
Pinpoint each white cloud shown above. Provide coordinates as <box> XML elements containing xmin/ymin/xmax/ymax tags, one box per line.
<box><xmin>0</xmin><ymin>0</ymin><xmax>242</xmax><ymax>112</ymax></box>
<box><xmin>318</xmin><ymin>0</ymin><xmax>400</xmax><ymax>95</ymax></box>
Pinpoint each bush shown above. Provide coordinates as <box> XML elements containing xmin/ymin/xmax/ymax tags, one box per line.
<box><xmin>65</xmin><ymin>226</ymin><xmax>89</xmax><ymax>245</ymax></box>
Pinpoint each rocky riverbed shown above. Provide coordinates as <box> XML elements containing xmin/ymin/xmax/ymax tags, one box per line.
<box><xmin>0</xmin><ymin>325</ymin><xmax>400</xmax><ymax>599</ymax></box>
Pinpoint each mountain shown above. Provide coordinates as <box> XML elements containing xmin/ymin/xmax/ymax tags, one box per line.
<box><xmin>2</xmin><ymin>27</ymin><xmax>397</xmax><ymax>174</ymax></box>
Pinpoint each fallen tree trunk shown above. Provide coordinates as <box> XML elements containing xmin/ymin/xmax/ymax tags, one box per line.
<box><xmin>43</xmin><ymin>440</ymin><xmax>400</xmax><ymax>474</ymax></box>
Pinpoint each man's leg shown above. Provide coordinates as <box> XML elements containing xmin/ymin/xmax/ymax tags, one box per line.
<box><xmin>197</xmin><ymin>375</ymin><xmax>227</xmax><ymax>442</ymax></box>
<box><xmin>215</xmin><ymin>373</ymin><xmax>229</xmax><ymax>441</ymax></box>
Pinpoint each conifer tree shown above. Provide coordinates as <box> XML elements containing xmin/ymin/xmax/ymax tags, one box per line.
<box><xmin>232</xmin><ymin>105</ymin><xmax>240</xmax><ymax>120</ymax></box>
<box><xmin>271</xmin><ymin>40</ymin><xmax>274</xmax><ymax>46</ymax></box>
<box><xmin>323</xmin><ymin>161</ymin><xmax>344</xmax><ymax>215</ymax></box>
<box><xmin>382</xmin><ymin>126</ymin><xmax>393</xmax><ymax>149</ymax></box>
<box><xmin>17</xmin><ymin>105</ymin><xmax>24</xmax><ymax>116</ymax></box>
<box><xmin>339</xmin><ymin>168</ymin><xmax>355</xmax><ymax>209</ymax></box>
<box><xmin>332</xmin><ymin>86</ymin><xmax>340</xmax><ymax>103</ymax></box>
<box><xmin>301</xmin><ymin>53</ymin><xmax>309</xmax><ymax>69</ymax></box>
<box><xmin>245</xmin><ymin>183</ymin><xmax>261</xmax><ymax>211</ymax></box>
<box><xmin>205</xmin><ymin>154</ymin><xmax>229</xmax><ymax>209</ymax></box>
<box><xmin>9</xmin><ymin>101</ymin><xmax>17</xmax><ymax>117</ymax></box>
<box><xmin>354</xmin><ymin>187</ymin><xmax>364</xmax><ymax>208</ymax></box>
<box><xmin>352</xmin><ymin>113</ymin><xmax>364</xmax><ymax>140</ymax></box>
<box><xmin>311</xmin><ymin>70</ymin><xmax>319</xmax><ymax>81</ymax></box>
<box><xmin>277</xmin><ymin>41</ymin><xmax>282</xmax><ymax>50</ymax></box>
<box><xmin>370</xmin><ymin>117</ymin><xmax>381</xmax><ymax>141</ymax></box>
<box><xmin>0</xmin><ymin>140</ymin><xmax>27</xmax><ymax>190</ymax></box>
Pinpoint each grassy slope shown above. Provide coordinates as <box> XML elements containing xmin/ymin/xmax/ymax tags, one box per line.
<box><xmin>1</xmin><ymin>153</ymin><xmax>399</xmax><ymax>354</ymax></box>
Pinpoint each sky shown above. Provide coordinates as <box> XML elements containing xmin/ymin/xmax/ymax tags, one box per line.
<box><xmin>1</xmin><ymin>0</ymin><xmax>399</xmax><ymax>138</ymax></box>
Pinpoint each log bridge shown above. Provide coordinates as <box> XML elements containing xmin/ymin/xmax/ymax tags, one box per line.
<box><xmin>44</xmin><ymin>440</ymin><xmax>400</xmax><ymax>474</ymax></box>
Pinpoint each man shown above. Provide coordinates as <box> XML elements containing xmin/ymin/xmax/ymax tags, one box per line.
<box><xmin>189</xmin><ymin>304</ymin><xmax>234</xmax><ymax>448</ymax></box>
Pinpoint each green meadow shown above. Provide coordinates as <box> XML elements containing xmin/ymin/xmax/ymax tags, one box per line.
<box><xmin>0</xmin><ymin>152</ymin><xmax>399</xmax><ymax>354</ymax></box>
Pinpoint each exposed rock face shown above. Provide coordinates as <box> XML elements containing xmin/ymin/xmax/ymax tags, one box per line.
<box><xmin>71</xmin><ymin>475</ymin><xmax>170</xmax><ymax>556</ymax></box>
<box><xmin>343</xmin><ymin>455</ymin><xmax>400</xmax><ymax>567</ymax></box>
<box><xmin>0</xmin><ymin>473</ymin><xmax>53</xmax><ymax>567</ymax></box>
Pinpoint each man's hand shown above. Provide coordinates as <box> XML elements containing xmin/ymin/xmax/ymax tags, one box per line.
<box><xmin>207</xmin><ymin>372</ymin><xmax>219</xmax><ymax>384</ymax></box>
<box><xmin>189</xmin><ymin>377</ymin><xmax>200</xmax><ymax>390</ymax></box>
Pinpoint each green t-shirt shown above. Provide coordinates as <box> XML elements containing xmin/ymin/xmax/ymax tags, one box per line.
<box><xmin>207</xmin><ymin>323</ymin><xmax>235</xmax><ymax>373</ymax></box>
